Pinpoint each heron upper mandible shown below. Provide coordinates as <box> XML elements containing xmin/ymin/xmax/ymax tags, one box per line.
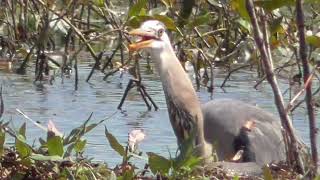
<box><xmin>128</xmin><ymin>20</ymin><xmax>286</xmax><ymax>166</ymax></box>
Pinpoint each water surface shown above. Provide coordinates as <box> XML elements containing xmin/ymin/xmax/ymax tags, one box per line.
<box><xmin>0</xmin><ymin>59</ymin><xmax>318</xmax><ymax>167</ymax></box>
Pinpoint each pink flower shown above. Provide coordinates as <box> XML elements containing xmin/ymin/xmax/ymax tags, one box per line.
<box><xmin>47</xmin><ymin>120</ymin><xmax>63</xmax><ymax>137</ymax></box>
<box><xmin>128</xmin><ymin>129</ymin><xmax>145</xmax><ymax>151</ymax></box>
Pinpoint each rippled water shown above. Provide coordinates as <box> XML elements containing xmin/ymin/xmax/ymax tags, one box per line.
<box><xmin>0</xmin><ymin>58</ymin><xmax>318</xmax><ymax>167</ymax></box>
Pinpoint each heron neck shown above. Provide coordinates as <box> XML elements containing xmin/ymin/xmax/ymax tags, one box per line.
<box><xmin>151</xmin><ymin>44</ymin><xmax>206</xmax><ymax>155</ymax></box>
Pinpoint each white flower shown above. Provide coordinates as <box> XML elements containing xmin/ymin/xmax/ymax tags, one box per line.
<box><xmin>128</xmin><ymin>129</ymin><xmax>145</xmax><ymax>151</ymax></box>
<box><xmin>306</xmin><ymin>30</ymin><xmax>313</xmax><ymax>36</ymax></box>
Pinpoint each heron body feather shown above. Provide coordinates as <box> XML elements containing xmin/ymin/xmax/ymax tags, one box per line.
<box><xmin>129</xmin><ymin>20</ymin><xmax>289</xmax><ymax>166</ymax></box>
<box><xmin>149</xmin><ymin>37</ymin><xmax>206</xmax><ymax>153</ymax></box>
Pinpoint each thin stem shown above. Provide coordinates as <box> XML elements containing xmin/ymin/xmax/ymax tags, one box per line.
<box><xmin>296</xmin><ymin>0</ymin><xmax>318</xmax><ymax>175</ymax></box>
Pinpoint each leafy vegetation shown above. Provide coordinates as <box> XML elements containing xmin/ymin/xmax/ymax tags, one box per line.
<box><xmin>0</xmin><ymin>116</ymin><xmax>310</xmax><ymax>179</ymax></box>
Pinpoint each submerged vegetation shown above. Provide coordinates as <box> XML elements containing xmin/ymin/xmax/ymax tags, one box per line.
<box><xmin>0</xmin><ymin>0</ymin><xmax>320</xmax><ymax>179</ymax></box>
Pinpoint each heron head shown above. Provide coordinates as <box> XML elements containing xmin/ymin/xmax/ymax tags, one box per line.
<box><xmin>128</xmin><ymin>20</ymin><xmax>170</xmax><ymax>52</ymax></box>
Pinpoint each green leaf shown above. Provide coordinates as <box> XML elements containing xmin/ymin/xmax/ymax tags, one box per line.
<box><xmin>105</xmin><ymin>126</ymin><xmax>125</xmax><ymax>157</ymax></box>
<box><xmin>93</xmin><ymin>0</ymin><xmax>104</xmax><ymax>7</ymax></box>
<box><xmin>178</xmin><ymin>155</ymin><xmax>202</xmax><ymax>169</ymax></box>
<box><xmin>64</xmin><ymin>143</ymin><xmax>75</xmax><ymax>158</ymax></box>
<box><xmin>0</xmin><ymin>129</ymin><xmax>5</xmax><ymax>156</ymax></box>
<box><xmin>147</xmin><ymin>152</ymin><xmax>171</xmax><ymax>175</ymax></box>
<box><xmin>306</xmin><ymin>35</ymin><xmax>320</xmax><ymax>48</ymax></box>
<box><xmin>74</xmin><ymin>139</ymin><xmax>87</xmax><ymax>153</ymax></box>
<box><xmin>237</xmin><ymin>18</ymin><xmax>251</xmax><ymax>32</ymax></box>
<box><xmin>15</xmin><ymin>132</ymin><xmax>31</xmax><ymax>158</ymax></box>
<box><xmin>231</xmin><ymin>0</ymin><xmax>249</xmax><ymax>20</ymax></box>
<box><xmin>187</xmin><ymin>13</ymin><xmax>210</xmax><ymax>28</ymax></box>
<box><xmin>117</xmin><ymin>169</ymin><xmax>134</xmax><ymax>180</ymax></box>
<box><xmin>16</xmin><ymin>137</ymin><xmax>31</xmax><ymax>158</ymax></box>
<box><xmin>270</xmin><ymin>17</ymin><xmax>284</xmax><ymax>34</ymax></box>
<box><xmin>30</xmin><ymin>153</ymin><xmax>64</xmax><ymax>161</ymax></box>
<box><xmin>263</xmin><ymin>166</ymin><xmax>273</xmax><ymax>180</ymax></box>
<box><xmin>19</xmin><ymin>122</ymin><xmax>26</xmax><ymax>138</ymax></box>
<box><xmin>16</xmin><ymin>134</ymin><xmax>27</xmax><ymax>143</ymax></box>
<box><xmin>47</xmin><ymin>136</ymin><xmax>64</xmax><ymax>157</ymax></box>
<box><xmin>128</xmin><ymin>0</ymin><xmax>148</xmax><ymax>18</ymax></box>
<box><xmin>153</xmin><ymin>15</ymin><xmax>176</xmax><ymax>31</ymax></box>
<box><xmin>64</xmin><ymin>113</ymin><xmax>96</xmax><ymax>145</ymax></box>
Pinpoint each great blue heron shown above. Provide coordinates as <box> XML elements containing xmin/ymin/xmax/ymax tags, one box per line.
<box><xmin>128</xmin><ymin>20</ymin><xmax>286</xmax><ymax>166</ymax></box>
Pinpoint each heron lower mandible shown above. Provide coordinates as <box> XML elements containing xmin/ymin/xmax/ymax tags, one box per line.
<box><xmin>128</xmin><ymin>20</ymin><xmax>286</xmax><ymax>166</ymax></box>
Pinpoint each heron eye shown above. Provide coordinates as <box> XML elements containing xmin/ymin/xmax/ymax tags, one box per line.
<box><xmin>157</xmin><ymin>28</ymin><xmax>164</xmax><ymax>38</ymax></box>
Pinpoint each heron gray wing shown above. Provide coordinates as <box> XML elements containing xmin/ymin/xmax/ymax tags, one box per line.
<box><xmin>201</xmin><ymin>99</ymin><xmax>286</xmax><ymax>165</ymax></box>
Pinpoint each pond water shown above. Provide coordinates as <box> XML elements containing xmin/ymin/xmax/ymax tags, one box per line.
<box><xmin>0</xmin><ymin>57</ymin><xmax>318</xmax><ymax>167</ymax></box>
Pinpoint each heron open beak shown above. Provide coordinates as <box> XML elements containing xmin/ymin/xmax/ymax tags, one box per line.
<box><xmin>128</xmin><ymin>29</ymin><xmax>156</xmax><ymax>52</ymax></box>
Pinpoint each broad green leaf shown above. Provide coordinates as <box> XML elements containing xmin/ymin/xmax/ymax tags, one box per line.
<box><xmin>16</xmin><ymin>137</ymin><xmax>31</xmax><ymax>158</ymax></box>
<box><xmin>263</xmin><ymin>166</ymin><xmax>273</xmax><ymax>180</ymax></box>
<box><xmin>306</xmin><ymin>35</ymin><xmax>320</xmax><ymax>48</ymax></box>
<box><xmin>128</xmin><ymin>0</ymin><xmax>148</xmax><ymax>18</ymax></box>
<box><xmin>187</xmin><ymin>13</ymin><xmax>210</xmax><ymax>28</ymax></box>
<box><xmin>30</xmin><ymin>153</ymin><xmax>64</xmax><ymax>161</ymax></box>
<box><xmin>105</xmin><ymin>126</ymin><xmax>125</xmax><ymax>157</ymax></box>
<box><xmin>127</xmin><ymin>16</ymin><xmax>141</xmax><ymax>28</ymax></box>
<box><xmin>16</xmin><ymin>134</ymin><xmax>27</xmax><ymax>143</ymax></box>
<box><xmin>74</xmin><ymin>139</ymin><xmax>87</xmax><ymax>153</ymax></box>
<box><xmin>15</xmin><ymin>133</ymin><xmax>31</xmax><ymax>158</ymax></box>
<box><xmin>0</xmin><ymin>129</ymin><xmax>5</xmax><ymax>156</ymax></box>
<box><xmin>147</xmin><ymin>152</ymin><xmax>171</xmax><ymax>175</ymax></box>
<box><xmin>231</xmin><ymin>0</ymin><xmax>249</xmax><ymax>20</ymax></box>
<box><xmin>47</xmin><ymin>136</ymin><xmax>64</xmax><ymax>157</ymax></box>
<box><xmin>93</xmin><ymin>0</ymin><xmax>104</xmax><ymax>7</ymax></box>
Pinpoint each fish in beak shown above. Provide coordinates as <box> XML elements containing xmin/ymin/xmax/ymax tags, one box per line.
<box><xmin>128</xmin><ymin>28</ymin><xmax>157</xmax><ymax>52</ymax></box>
